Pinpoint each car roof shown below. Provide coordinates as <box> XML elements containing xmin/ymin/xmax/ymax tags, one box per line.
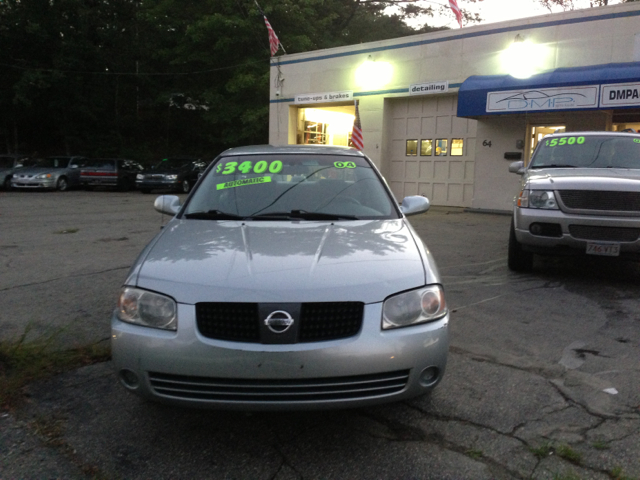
<box><xmin>544</xmin><ymin>131</ymin><xmax>640</xmax><ymax>138</ymax></box>
<box><xmin>219</xmin><ymin>145</ymin><xmax>366</xmax><ymax>157</ymax></box>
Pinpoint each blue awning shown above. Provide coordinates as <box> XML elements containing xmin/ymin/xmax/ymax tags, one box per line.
<box><xmin>457</xmin><ymin>62</ymin><xmax>640</xmax><ymax>117</ymax></box>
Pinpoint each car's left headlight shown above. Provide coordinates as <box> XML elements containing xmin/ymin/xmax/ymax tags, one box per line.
<box><xmin>517</xmin><ymin>189</ymin><xmax>558</xmax><ymax>209</ymax></box>
<box><xmin>116</xmin><ymin>287</ymin><xmax>177</xmax><ymax>330</ymax></box>
<box><xmin>35</xmin><ymin>173</ymin><xmax>52</xmax><ymax>179</ymax></box>
<box><xmin>136</xmin><ymin>174</ymin><xmax>145</xmax><ymax>180</ymax></box>
<box><xmin>382</xmin><ymin>285</ymin><xmax>447</xmax><ymax>330</ymax></box>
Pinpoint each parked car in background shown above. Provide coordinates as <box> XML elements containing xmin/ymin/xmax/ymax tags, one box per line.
<box><xmin>112</xmin><ymin>144</ymin><xmax>449</xmax><ymax>410</ymax></box>
<box><xmin>0</xmin><ymin>154</ymin><xmax>33</xmax><ymax>189</ymax></box>
<box><xmin>11</xmin><ymin>156</ymin><xmax>87</xmax><ymax>191</ymax></box>
<box><xmin>81</xmin><ymin>158</ymin><xmax>144</xmax><ymax>191</ymax></box>
<box><xmin>508</xmin><ymin>131</ymin><xmax>640</xmax><ymax>271</ymax></box>
<box><xmin>136</xmin><ymin>157</ymin><xmax>206</xmax><ymax>194</ymax></box>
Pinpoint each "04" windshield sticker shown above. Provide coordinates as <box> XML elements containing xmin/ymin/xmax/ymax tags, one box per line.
<box><xmin>215</xmin><ymin>160</ymin><xmax>283</xmax><ymax>175</ymax></box>
<box><xmin>545</xmin><ymin>136</ymin><xmax>585</xmax><ymax>147</ymax></box>
<box><xmin>216</xmin><ymin>176</ymin><xmax>272</xmax><ymax>190</ymax></box>
<box><xmin>334</xmin><ymin>161</ymin><xmax>356</xmax><ymax>168</ymax></box>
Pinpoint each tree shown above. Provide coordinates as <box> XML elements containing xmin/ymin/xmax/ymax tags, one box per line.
<box><xmin>538</xmin><ymin>0</ymin><xmax>636</xmax><ymax>11</ymax></box>
<box><xmin>0</xmin><ymin>0</ymin><xmax>466</xmax><ymax>158</ymax></box>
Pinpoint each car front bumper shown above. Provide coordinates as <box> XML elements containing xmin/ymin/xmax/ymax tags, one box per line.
<box><xmin>11</xmin><ymin>177</ymin><xmax>57</xmax><ymax>189</ymax></box>
<box><xmin>514</xmin><ymin>207</ymin><xmax>640</xmax><ymax>256</ymax></box>
<box><xmin>111</xmin><ymin>302</ymin><xmax>450</xmax><ymax>410</ymax></box>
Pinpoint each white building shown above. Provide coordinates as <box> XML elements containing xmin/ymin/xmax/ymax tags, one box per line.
<box><xmin>268</xmin><ymin>2</ymin><xmax>640</xmax><ymax>212</ymax></box>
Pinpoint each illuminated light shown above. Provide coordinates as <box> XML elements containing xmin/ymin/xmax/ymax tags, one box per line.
<box><xmin>501</xmin><ymin>36</ymin><xmax>549</xmax><ymax>79</ymax></box>
<box><xmin>355</xmin><ymin>56</ymin><xmax>393</xmax><ymax>90</ymax></box>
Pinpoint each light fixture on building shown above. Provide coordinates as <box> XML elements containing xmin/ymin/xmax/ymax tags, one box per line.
<box><xmin>502</xmin><ymin>34</ymin><xmax>547</xmax><ymax>80</ymax></box>
<box><xmin>355</xmin><ymin>54</ymin><xmax>393</xmax><ymax>90</ymax></box>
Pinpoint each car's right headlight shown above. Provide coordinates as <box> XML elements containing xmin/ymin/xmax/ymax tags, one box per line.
<box><xmin>517</xmin><ymin>189</ymin><xmax>558</xmax><ymax>209</ymax></box>
<box><xmin>382</xmin><ymin>285</ymin><xmax>447</xmax><ymax>330</ymax></box>
<box><xmin>116</xmin><ymin>287</ymin><xmax>177</xmax><ymax>330</ymax></box>
<box><xmin>136</xmin><ymin>174</ymin><xmax>145</xmax><ymax>180</ymax></box>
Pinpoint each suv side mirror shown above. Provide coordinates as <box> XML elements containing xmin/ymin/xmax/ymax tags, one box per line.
<box><xmin>509</xmin><ymin>161</ymin><xmax>525</xmax><ymax>174</ymax></box>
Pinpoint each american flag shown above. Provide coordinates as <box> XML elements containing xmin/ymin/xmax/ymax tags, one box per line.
<box><xmin>449</xmin><ymin>0</ymin><xmax>463</xmax><ymax>28</ymax></box>
<box><xmin>255</xmin><ymin>1</ymin><xmax>281</xmax><ymax>56</ymax></box>
<box><xmin>351</xmin><ymin>100</ymin><xmax>364</xmax><ymax>151</ymax></box>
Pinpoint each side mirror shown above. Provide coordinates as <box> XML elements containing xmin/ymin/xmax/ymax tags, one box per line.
<box><xmin>154</xmin><ymin>195</ymin><xmax>181</xmax><ymax>215</ymax></box>
<box><xmin>509</xmin><ymin>161</ymin><xmax>525</xmax><ymax>174</ymax></box>
<box><xmin>399</xmin><ymin>195</ymin><xmax>430</xmax><ymax>216</ymax></box>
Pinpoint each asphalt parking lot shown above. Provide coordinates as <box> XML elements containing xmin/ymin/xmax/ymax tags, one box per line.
<box><xmin>1</xmin><ymin>189</ymin><xmax>639</xmax><ymax>480</ymax></box>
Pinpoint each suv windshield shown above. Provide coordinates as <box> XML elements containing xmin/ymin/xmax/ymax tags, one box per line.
<box><xmin>84</xmin><ymin>159</ymin><xmax>116</xmax><ymax>170</ymax></box>
<box><xmin>154</xmin><ymin>158</ymin><xmax>193</xmax><ymax>169</ymax></box>
<box><xmin>530</xmin><ymin>134</ymin><xmax>640</xmax><ymax>169</ymax></box>
<box><xmin>185</xmin><ymin>154</ymin><xmax>398</xmax><ymax>220</ymax></box>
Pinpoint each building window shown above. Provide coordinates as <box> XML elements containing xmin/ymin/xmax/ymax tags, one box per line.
<box><xmin>420</xmin><ymin>140</ymin><xmax>433</xmax><ymax>156</ymax></box>
<box><xmin>435</xmin><ymin>139</ymin><xmax>448</xmax><ymax>156</ymax></box>
<box><xmin>406</xmin><ymin>140</ymin><xmax>418</xmax><ymax>156</ymax></box>
<box><xmin>451</xmin><ymin>138</ymin><xmax>464</xmax><ymax>156</ymax></box>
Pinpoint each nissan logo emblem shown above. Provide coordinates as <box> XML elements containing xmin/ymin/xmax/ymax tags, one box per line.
<box><xmin>264</xmin><ymin>310</ymin><xmax>294</xmax><ymax>334</ymax></box>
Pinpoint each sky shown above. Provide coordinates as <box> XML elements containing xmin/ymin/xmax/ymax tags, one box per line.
<box><xmin>402</xmin><ymin>0</ymin><xmax>627</xmax><ymax>29</ymax></box>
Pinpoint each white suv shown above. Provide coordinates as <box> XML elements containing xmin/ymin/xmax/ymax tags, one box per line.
<box><xmin>508</xmin><ymin>131</ymin><xmax>640</xmax><ymax>271</ymax></box>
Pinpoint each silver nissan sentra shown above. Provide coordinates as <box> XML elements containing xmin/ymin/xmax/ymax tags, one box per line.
<box><xmin>111</xmin><ymin>145</ymin><xmax>449</xmax><ymax>410</ymax></box>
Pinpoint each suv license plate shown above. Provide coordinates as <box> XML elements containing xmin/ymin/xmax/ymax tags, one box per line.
<box><xmin>586</xmin><ymin>242</ymin><xmax>620</xmax><ymax>257</ymax></box>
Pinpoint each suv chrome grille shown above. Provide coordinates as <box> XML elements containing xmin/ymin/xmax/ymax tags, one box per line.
<box><xmin>196</xmin><ymin>302</ymin><xmax>364</xmax><ymax>343</ymax></box>
<box><xmin>559</xmin><ymin>190</ymin><xmax>640</xmax><ymax>212</ymax></box>
<box><xmin>569</xmin><ymin>225</ymin><xmax>640</xmax><ymax>242</ymax></box>
<box><xmin>148</xmin><ymin>370</ymin><xmax>410</xmax><ymax>402</ymax></box>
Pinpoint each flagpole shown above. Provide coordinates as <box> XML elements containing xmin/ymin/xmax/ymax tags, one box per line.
<box><xmin>254</xmin><ymin>0</ymin><xmax>286</xmax><ymax>55</ymax></box>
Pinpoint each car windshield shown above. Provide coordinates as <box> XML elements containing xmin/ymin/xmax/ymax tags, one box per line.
<box><xmin>37</xmin><ymin>157</ymin><xmax>71</xmax><ymax>168</ymax></box>
<box><xmin>0</xmin><ymin>157</ymin><xmax>16</xmax><ymax>168</ymax></box>
<box><xmin>154</xmin><ymin>158</ymin><xmax>192</xmax><ymax>169</ymax></box>
<box><xmin>184</xmin><ymin>154</ymin><xmax>398</xmax><ymax>220</ymax></box>
<box><xmin>530</xmin><ymin>134</ymin><xmax>640</xmax><ymax>169</ymax></box>
<box><xmin>84</xmin><ymin>159</ymin><xmax>116</xmax><ymax>170</ymax></box>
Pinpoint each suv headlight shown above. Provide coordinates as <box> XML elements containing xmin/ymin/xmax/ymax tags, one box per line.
<box><xmin>517</xmin><ymin>189</ymin><xmax>558</xmax><ymax>209</ymax></box>
<box><xmin>382</xmin><ymin>285</ymin><xmax>447</xmax><ymax>330</ymax></box>
<box><xmin>165</xmin><ymin>174</ymin><xmax>178</xmax><ymax>180</ymax></box>
<box><xmin>136</xmin><ymin>174</ymin><xmax>144</xmax><ymax>180</ymax></box>
<box><xmin>116</xmin><ymin>287</ymin><xmax>177</xmax><ymax>330</ymax></box>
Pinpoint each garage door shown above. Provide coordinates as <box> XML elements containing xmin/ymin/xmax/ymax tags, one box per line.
<box><xmin>386</xmin><ymin>95</ymin><xmax>476</xmax><ymax>207</ymax></box>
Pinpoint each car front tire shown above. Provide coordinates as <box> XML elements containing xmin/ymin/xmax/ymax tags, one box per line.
<box><xmin>56</xmin><ymin>177</ymin><xmax>69</xmax><ymax>191</ymax></box>
<box><xmin>508</xmin><ymin>219</ymin><xmax>533</xmax><ymax>272</ymax></box>
<box><xmin>181</xmin><ymin>179</ymin><xmax>190</xmax><ymax>194</ymax></box>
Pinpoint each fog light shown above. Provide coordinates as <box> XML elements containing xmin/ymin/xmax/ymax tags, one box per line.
<box><xmin>119</xmin><ymin>369</ymin><xmax>140</xmax><ymax>390</ymax></box>
<box><xmin>419</xmin><ymin>366</ymin><xmax>440</xmax><ymax>387</ymax></box>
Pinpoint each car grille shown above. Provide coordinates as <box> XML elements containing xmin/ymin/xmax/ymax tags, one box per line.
<box><xmin>559</xmin><ymin>190</ymin><xmax>640</xmax><ymax>212</ymax></box>
<box><xmin>196</xmin><ymin>302</ymin><xmax>364</xmax><ymax>343</ymax></box>
<box><xmin>569</xmin><ymin>225</ymin><xmax>640</xmax><ymax>242</ymax></box>
<box><xmin>147</xmin><ymin>370</ymin><xmax>410</xmax><ymax>402</ymax></box>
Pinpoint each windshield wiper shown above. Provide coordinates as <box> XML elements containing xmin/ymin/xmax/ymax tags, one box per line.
<box><xmin>529</xmin><ymin>164</ymin><xmax>577</xmax><ymax>169</ymax></box>
<box><xmin>247</xmin><ymin>210</ymin><xmax>359</xmax><ymax>221</ymax></box>
<box><xmin>184</xmin><ymin>210</ymin><xmax>244</xmax><ymax>220</ymax></box>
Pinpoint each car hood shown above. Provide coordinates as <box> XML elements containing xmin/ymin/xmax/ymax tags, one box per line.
<box><xmin>525</xmin><ymin>168</ymin><xmax>640</xmax><ymax>191</ymax></box>
<box><xmin>144</xmin><ymin>168</ymin><xmax>184</xmax><ymax>175</ymax></box>
<box><xmin>130</xmin><ymin>219</ymin><xmax>436</xmax><ymax>304</ymax></box>
<box><xmin>12</xmin><ymin>167</ymin><xmax>65</xmax><ymax>176</ymax></box>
